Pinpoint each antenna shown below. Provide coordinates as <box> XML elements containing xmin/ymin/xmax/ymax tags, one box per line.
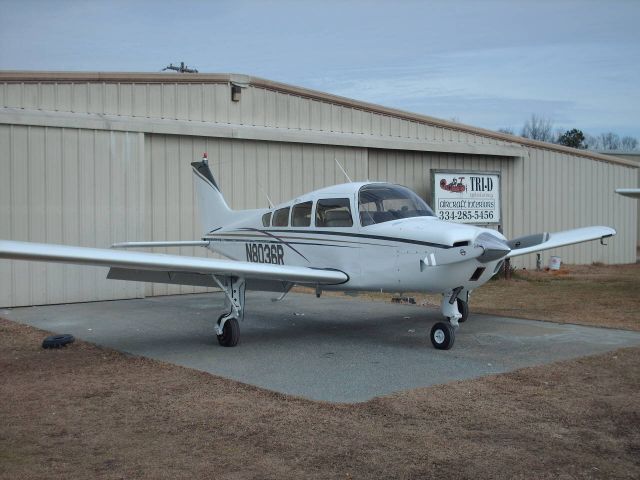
<box><xmin>257</xmin><ymin>182</ymin><xmax>274</xmax><ymax>209</ymax></box>
<box><xmin>162</xmin><ymin>61</ymin><xmax>199</xmax><ymax>73</ymax></box>
<box><xmin>334</xmin><ymin>158</ymin><xmax>353</xmax><ymax>183</ymax></box>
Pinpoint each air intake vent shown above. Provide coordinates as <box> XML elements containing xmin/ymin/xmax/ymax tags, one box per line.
<box><xmin>453</xmin><ymin>241</ymin><xmax>469</xmax><ymax>247</ymax></box>
<box><xmin>470</xmin><ymin>267</ymin><xmax>485</xmax><ymax>281</ymax></box>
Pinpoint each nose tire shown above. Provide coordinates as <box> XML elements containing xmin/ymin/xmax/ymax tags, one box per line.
<box><xmin>430</xmin><ymin>322</ymin><xmax>455</xmax><ymax>350</ymax></box>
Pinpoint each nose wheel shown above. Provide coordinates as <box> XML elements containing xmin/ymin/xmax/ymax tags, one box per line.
<box><xmin>430</xmin><ymin>322</ymin><xmax>456</xmax><ymax>350</ymax></box>
<box><xmin>431</xmin><ymin>288</ymin><xmax>468</xmax><ymax>349</ymax></box>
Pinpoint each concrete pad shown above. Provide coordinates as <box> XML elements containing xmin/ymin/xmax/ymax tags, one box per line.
<box><xmin>3</xmin><ymin>292</ymin><xmax>640</xmax><ymax>403</ymax></box>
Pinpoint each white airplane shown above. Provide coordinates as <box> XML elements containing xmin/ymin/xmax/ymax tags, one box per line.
<box><xmin>0</xmin><ymin>155</ymin><xmax>616</xmax><ymax>350</ymax></box>
<box><xmin>615</xmin><ymin>188</ymin><xmax>640</xmax><ymax>199</ymax></box>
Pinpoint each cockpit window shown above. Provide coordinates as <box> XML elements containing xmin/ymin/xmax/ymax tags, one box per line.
<box><xmin>262</xmin><ymin>212</ymin><xmax>272</xmax><ymax>227</ymax></box>
<box><xmin>358</xmin><ymin>184</ymin><xmax>434</xmax><ymax>226</ymax></box>
<box><xmin>272</xmin><ymin>207</ymin><xmax>290</xmax><ymax>227</ymax></box>
<box><xmin>316</xmin><ymin>198</ymin><xmax>353</xmax><ymax>227</ymax></box>
<box><xmin>291</xmin><ymin>201</ymin><xmax>312</xmax><ymax>227</ymax></box>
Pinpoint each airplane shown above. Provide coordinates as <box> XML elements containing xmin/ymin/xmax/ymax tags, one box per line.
<box><xmin>0</xmin><ymin>154</ymin><xmax>616</xmax><ymax>350</ymax></box>
<box><xmin>615</xmin><ymin>188</ymin><xmax>640</xmax><ymax>199</ymax></box>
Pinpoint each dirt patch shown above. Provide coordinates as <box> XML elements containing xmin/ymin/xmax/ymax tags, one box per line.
<box><xmin>1</xmin><ymin>318</ymin><xmax>639</xmax><ymax>479</ymax></box>
<box><xmin>300</xmin><ymin>263</ymin><xmax>640</xmax><ymax>331</ymax></box>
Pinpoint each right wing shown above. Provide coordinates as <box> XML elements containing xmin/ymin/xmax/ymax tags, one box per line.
<box><xmin>506</xmin><ymin>226</ymin><xmax>615</xmax><ymax>258</ymax></box>
<box><xmin>0</xmin><ymin>240</ymin><xmax>348</xmax><ymax>286</ymax></box>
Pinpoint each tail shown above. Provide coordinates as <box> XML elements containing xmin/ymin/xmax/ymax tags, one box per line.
<box><xmin>191</xmin><ymin>154</ymin><xmax>235</xmax><ymax>235</ymax></box>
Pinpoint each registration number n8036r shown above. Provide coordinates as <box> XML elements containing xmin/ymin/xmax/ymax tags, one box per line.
<box><xmin>245</xmin><ymin>243</ymin><xmax>285</xmax><ymax>265</ymax></box>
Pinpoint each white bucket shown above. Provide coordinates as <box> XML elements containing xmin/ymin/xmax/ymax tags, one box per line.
<box><xmin>549</xmin><ymin>256</ymin><xmax>561</xmax><ymax>270</ymax></box>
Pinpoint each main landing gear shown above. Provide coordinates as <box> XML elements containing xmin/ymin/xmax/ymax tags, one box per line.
<box><xmin>430</xmin><ymin>288</ymin><xmax>469</xmax><ymax>350</ymax></box>
<box><xmin>212</xmin><ymin>276</ymin><xmax>245</xmax><ymax>347</ymax></box>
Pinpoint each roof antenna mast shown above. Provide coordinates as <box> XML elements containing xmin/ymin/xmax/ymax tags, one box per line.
<box><xmin>334</xmin><ymin>158</ymin><xmax>353</xmax><ymax>183</ymax></box>
<box><xmin>162</xmin><ymin>61</ymin><xmax>199</xmax><ymax>73</ymax></box>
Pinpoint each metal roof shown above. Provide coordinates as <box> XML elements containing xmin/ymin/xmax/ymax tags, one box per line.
<box><xmin>0</xmin><ymin>70</ymin><xmax>636</xmax><ymax>168</ymax></box>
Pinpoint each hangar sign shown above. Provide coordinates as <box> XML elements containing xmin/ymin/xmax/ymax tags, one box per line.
<box><xmin>431</xmin><ymin>170</ymin><xmax>501</xmax><ymax>225</ymax></box>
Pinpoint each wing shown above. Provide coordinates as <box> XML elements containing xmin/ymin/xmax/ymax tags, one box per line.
<box><xmin>0</xmin><ymin>240</ymin><xmax>348</xmax><ymax>285</ymax></box>
<box><xmin>506</xmin><ymin>226</ymin><xmax>615</xmax><ymax>258</ymax></box>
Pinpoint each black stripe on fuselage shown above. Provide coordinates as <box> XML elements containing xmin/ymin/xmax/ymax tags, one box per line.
<box><xmin>205</xmin><ymin>237</ymin><xmax>356</xmax><ymax>249</ymax></box>
<box><xmin>223</xmin><ymin>228</ymin><xmax>453</xmax><ymax>249</ymax></box>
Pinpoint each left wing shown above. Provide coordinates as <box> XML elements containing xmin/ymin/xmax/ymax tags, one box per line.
<box><xmin>506</xmin><ymin>226</ymin><xmax>615</xmax><ymax>258</ymax></box>
<box><xmin>0</xmin><ymin>240</ymin><xmax>348</xmax><ymax>285</ymax></box>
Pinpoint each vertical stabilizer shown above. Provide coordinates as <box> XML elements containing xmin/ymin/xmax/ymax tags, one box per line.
<box><xmin>191</xmin><ymin>154</ymin><xmax>234</xmax><ymax>234</ymax></box>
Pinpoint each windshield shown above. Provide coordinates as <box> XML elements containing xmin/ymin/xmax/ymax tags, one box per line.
<box><xmin>358</xmin><ymin>184</ymin><xmax>434</xmax><ymax>226</ymax></box>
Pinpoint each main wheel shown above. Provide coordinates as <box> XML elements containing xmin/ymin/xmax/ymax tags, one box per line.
<box><xmin>217</xmin><ymin>317</ymin><xmax>240</xmax><ymax>347</ymax></box>
<box><xmin>457</xmin><ymin>298</ymin><xmax>469</xmax><ymax>323</ymax></box>
<box><xmin>430</xmin><ymin>322</ymin><xmax>455</xmax><ymax>350</ymax></box>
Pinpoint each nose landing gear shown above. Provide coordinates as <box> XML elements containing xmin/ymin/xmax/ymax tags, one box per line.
<box><xmin>430</xmin><ymin>288</ymin><xmax>469</xmax><ymax>349</ymax></box>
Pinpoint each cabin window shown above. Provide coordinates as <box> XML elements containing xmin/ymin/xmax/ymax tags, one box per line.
<box><xmin>262</xmin><ymin>212</ymin><xmax>272</xmax><ymax>227</ymax></box>
<box><xmin>358</xmin><ymin>184</ymin><xmax>434</xmax><ymax>226</ymax></box>
<box><xmin>291</xmin><ymin>201</ymin><xmax>312</xmax><ymax>227</ymax></box>
<box><xmin>315</xmin><ymin>198</ymin><xmax>353</xmax><ymax>227</ymax></box>
<box><xmin>272</xmin><ymin>207</ymin><xmax>290</xmax><ymax>227</ymax></box>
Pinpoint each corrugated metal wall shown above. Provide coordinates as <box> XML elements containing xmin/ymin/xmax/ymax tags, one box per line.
<box><xmin>519</xmin><ymin>148</ymin><xmax>637</xmax><ymax>266</ymax></box>
<box><xmin>0</xmin><ymin>80</ymin><xmax>515</xmax><ymax>149</ymax></box>
<box><xmin>0</xmin><ymin>125</ymin><xmax>145</xmax><ymax>307</ymax></box>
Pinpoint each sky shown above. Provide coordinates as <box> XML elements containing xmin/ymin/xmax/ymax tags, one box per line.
<box><xmin>1</xmin><ymin>0</ymin><xmax>638</xmax><ymax>138</ymax></box>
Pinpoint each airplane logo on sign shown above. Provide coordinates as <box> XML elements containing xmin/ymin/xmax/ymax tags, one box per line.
<box><xmin>440</xmin><ymin>177</ymin><xmax>466</xmax><ymax>193</ymax></box>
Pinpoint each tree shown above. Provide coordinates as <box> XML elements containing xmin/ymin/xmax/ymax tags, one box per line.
<box><xmin>621</xmin><ymin>136</ymin><xmax>638</xmax><ymax>151</ymax></box>
<box><xmin>497</xmin><ymin>127</ymin><xmax>514</xmax><ymax>135</ymax></box>
<box><xmin>557</xmin><ymin>128</ymin><xmax>587</xmax><ymax>149</ymax></box>
<box><xmin>520</xmin><ymin>114</ymin><xmax>554</xmax><ymax>142</ymax></box>
<box><xmin>598</xmin><ymin>132</ymin><xmax>621</xmax><ymax>150</ymax></box>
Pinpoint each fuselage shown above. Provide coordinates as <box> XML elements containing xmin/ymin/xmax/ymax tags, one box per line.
<box><xmin>203</xmin><ymin>182</ymin><xmax>505</xmax><ymax>294</ymax></box>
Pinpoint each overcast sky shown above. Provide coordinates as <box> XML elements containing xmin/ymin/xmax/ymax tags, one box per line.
<box><xmin>1</xmin><ymin>0</ymin><xmax>638</xmax><ymax>138</ymax></box>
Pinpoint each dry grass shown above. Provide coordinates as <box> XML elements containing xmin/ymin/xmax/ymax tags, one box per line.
<box><xmin>1</xmin><ymin>263</ymin><xmax>639</xmax><ymax>479</ymax></box>
<box><xmin>1</xmin><ymin>319</ymin><xmax>639</xmax><ymax>479</ymax></box>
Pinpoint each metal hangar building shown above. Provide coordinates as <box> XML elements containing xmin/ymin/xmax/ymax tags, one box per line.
<box><xmin>0</xmin><ymin>71</ymin><xmax>637</xmax><ymax>307</ymax></box>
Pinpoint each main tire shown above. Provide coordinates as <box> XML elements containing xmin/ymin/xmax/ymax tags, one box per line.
<box><xmin>217</xmin><ymin>317</ymin><xmax>240</xmax><ymax>347</ymax></box>
<box><xmin>42</xmin><ymin>334</ymin><xmax>75</xmax><ymax>349</ymax></box>
<box><xmin>457</xmin><ymin>298</ymin><xmax>469</xmax><ymax>323</ymax></box>
<box><xmin>430</xmin><ymin>322</ymin><xmax>455</xmax><ymax>350</ymax></box>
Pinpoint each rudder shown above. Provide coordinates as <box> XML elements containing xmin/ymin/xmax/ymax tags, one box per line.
<box><xmin>191</xmin><ymin>154</ymin><xmax>234</xmax><ymax>235</ymax></box>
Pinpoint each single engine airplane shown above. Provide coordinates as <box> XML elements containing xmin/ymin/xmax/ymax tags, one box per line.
<box><xmin>0</xmin><ymin>155</ymin><xmax>616</xmax><ymax>349</ymax></box>
<box><xmin>615</xmin><ymin>188</ymin><xmax>640</xmax><ymax>199</ymax></box>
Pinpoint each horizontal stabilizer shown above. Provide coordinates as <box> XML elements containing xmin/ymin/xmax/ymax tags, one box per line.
<box><xmin>506</xmin><ymin>226</ymin><xmax>615</xmax><ymax>258</ymax></box>
<box><xmin>0</xmin><ymin>240</ymin><xmax>348</xmax><ymax>285</ymax></box>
